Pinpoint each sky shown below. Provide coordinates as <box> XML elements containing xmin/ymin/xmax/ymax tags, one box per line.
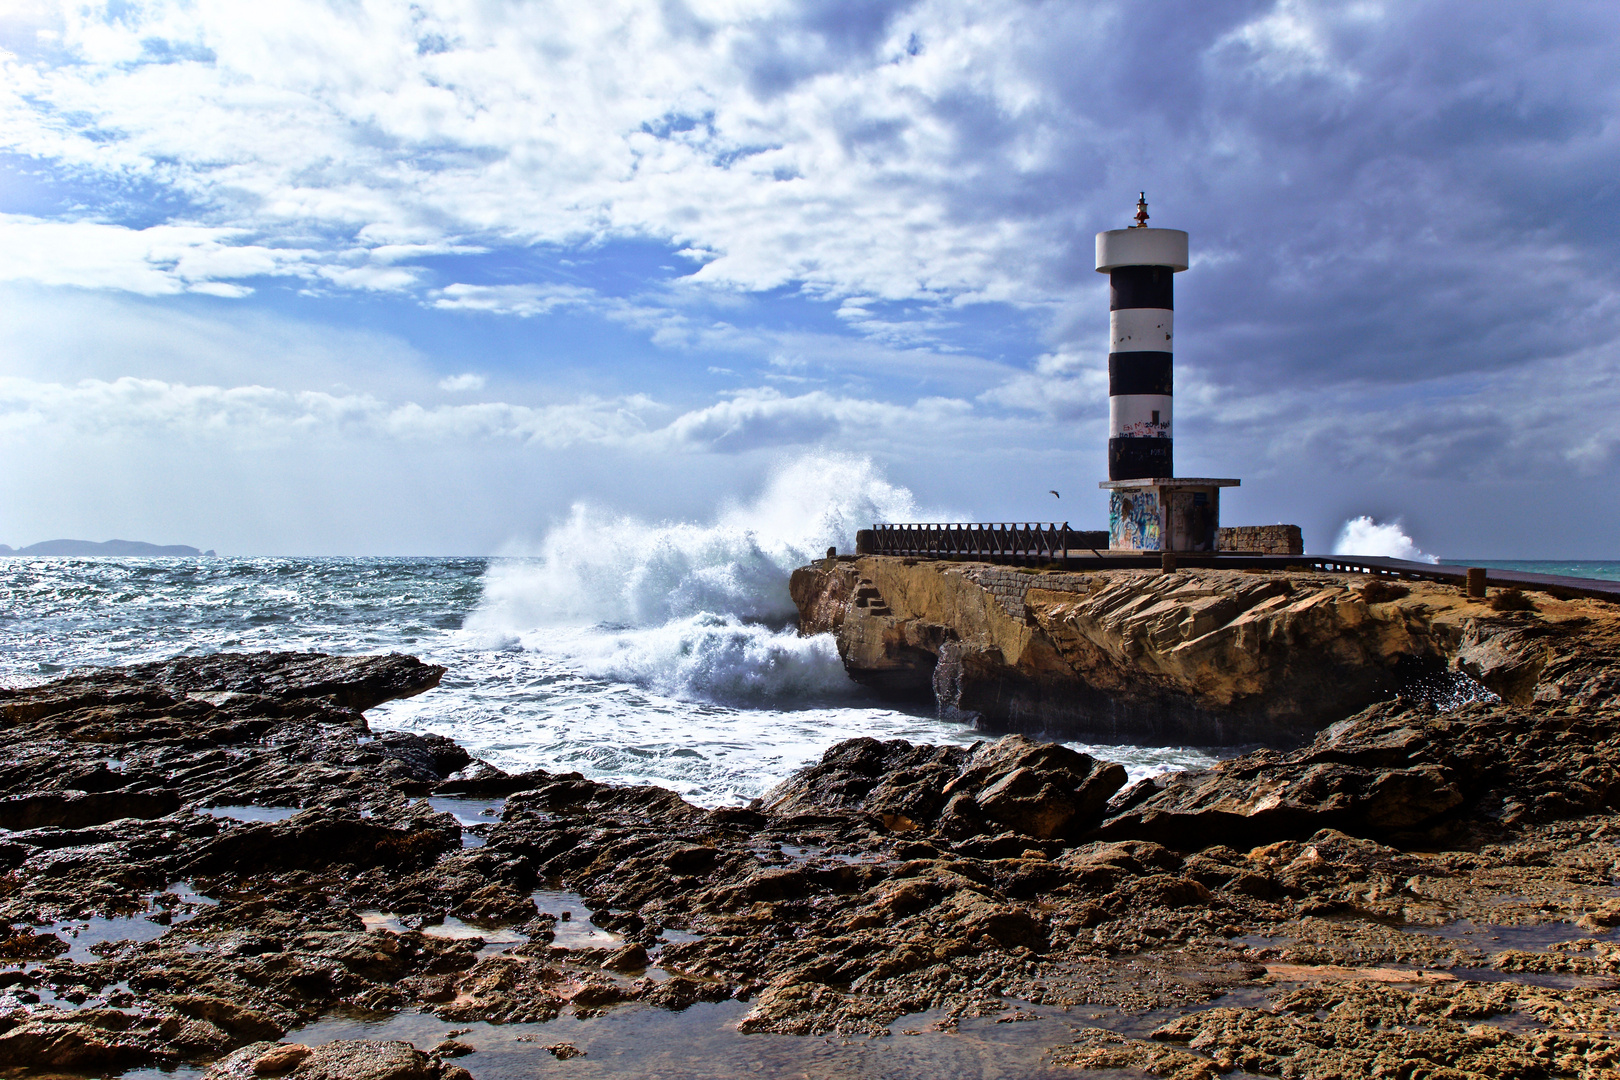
<box><xmin>1</xmin><ymin>0</ymin><xmax>1617</xmax><ymax>558</ymax></box>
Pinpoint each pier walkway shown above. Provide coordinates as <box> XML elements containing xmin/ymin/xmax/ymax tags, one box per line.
<box><xmin>859</xmin><ymin>523</ymin><xmax>1620</xmax><ymax>604</ymax></box>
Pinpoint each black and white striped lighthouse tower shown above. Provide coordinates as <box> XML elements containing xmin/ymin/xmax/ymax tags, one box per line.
<box><xmin>1100</xmin><ymin>193</ymin><xmax>1183</xmax><ymax>480</ymax></box>
<box><xmin>1097</xmin><ymin>195</ymin><xmax>1238</xmax><ymax>552</ymax></box>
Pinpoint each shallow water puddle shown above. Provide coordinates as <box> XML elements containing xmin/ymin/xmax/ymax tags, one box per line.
<box><xmin>27</xmin><ymin>976</ymin><xmax>136</xmax><ymax>1009</ymax></box>
<box><xmin>426</xmin><ymin>796</ymin><xmax>507</xmax><ymax>823</ymax></box>
<box><xmin>1457</xmin><ymin>967</ymin><xmax>1618</xmax><ymax>990</ymax></box>
<box><xmin>531</xmin><ymin>889</ymin><xmax>622</xmax><ymax>949</ymax></box>
<box><xmin>427</xmin><ymin>796</ymin><xmax>506</xmax><ymax>847</ymax></box>
<box><xmin>40</xmin><ymin>881</ymin><xmax>216</xmax><ymax>963</ymax></box>
<box><xmin>122</xmin><ymin>999</ymin><xmax>1143</xmax><ymax>1080</ymax></box>
<box><xmin>1412</xmin><ymin>918</ymin><xmax>1620</xmax><ymax>988</ymax></box>
<box><xmin>199</xmin><ymin>805</ymin><xmax>300</xmax><ymax>823</ymax></box>
<box><xmin>46</xmin><ymin>915</ymin><xmax>170</xmax><ymax>963</ymax></box>
<box><xmin>1059</xmin><ymin>981</ymin><xmax>1283</xmax><ymax>1042</ymax></box>
<box><xmin>1419</xmin><ymin>917</ymin><xmax>1620</xmax><ymax>952</ymax></box>
<box><xmin>776</xmin><ymin>842</ymin><xmax>825</xmax><ymax>861</ymax></box>
<box><xmin>358</xmin><ymin>911</ymin><xmax>527</xmax><ymax>953</ymax></box>
<box><xmin>770</xmin><ymin>842</ymin><xmax>876</xmax><ymax>866</ymax></box>
<box><xmin>1234</xmin><ymin>921</ymin><xmax>1619</xmax><ymax>992</ymax></box>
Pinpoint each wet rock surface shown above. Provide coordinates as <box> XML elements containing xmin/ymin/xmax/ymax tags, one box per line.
<box><xmin>1100</xmin><ymin>693</ymin><xmax>1620</xmax><ymax>849</ymax></box>
<box><xmin>202</xmin><ymin>1038</ymin><xmax>473</xmax><ymax>1079</ymax></box>
<box><xmin>4</xmin><ymin>635</ymin><xmax>1620</xmax><ymax>1077</ymax></box>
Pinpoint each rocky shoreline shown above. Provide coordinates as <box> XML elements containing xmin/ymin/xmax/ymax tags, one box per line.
<box><xmin>791</xmin><ymin>558</ymin><xmax>1620</xmax><ymax>744</ymax></box>
<box><xmin>2</xmin><ymin>573</ymin><xmax>1620</xmax><ymax>1078</ymax></box>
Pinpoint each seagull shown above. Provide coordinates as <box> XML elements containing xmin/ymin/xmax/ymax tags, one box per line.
<box><xmin>1049</xmin><ymin>490</ymin><xmax>1060</xmax><ymax>498</ymax></box>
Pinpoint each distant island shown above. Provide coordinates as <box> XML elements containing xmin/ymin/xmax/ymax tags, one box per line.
<box><xmin>0</xmin><ymin>539</ymin><xmax>216</xmax><ymax>557</ymax></box>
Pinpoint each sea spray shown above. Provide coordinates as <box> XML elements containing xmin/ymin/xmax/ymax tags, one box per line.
<box><xmin>1333</xmin><ymin>515</ymin><xmax>1440</xmax><ymax>564</ymax></box>
<box><xmin>545</xmin><ymin>615</ymin><xmax>859</xmax><ymax>705</ymax></box>
<box><xmin>466</xmin><ymin>452</ymin><xmax>938</xmax><ymax>704</ymax></box>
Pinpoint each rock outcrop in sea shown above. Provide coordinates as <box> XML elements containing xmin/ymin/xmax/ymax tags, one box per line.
<box><xmin>790</xmin><ymin>558</ymin><xmax>1619</xmax><ymax>743</ymax></box>
<box><xmin>4</xmin><ymin>571</ymin><xmax>1620</xmax><ymax>1077</ymax></box>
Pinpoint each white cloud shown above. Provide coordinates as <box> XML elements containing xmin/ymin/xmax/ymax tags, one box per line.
<box><xmin>0</xmin><ymin>215</ymin><xmax>313</xmax><ymax>295</ymax></box>
<box><xmin>315</xmin><ymin>264</ymin><xmax>421</xmax><ymax>292</ymax></box>
<box><xmin>3</xmin><ymin>0</ymin><xmax>1617</xmax><ymax>385</ymax></box>
<box><xmin>0</xmin><ymin>374</ymin><xmax>992</xmax><ymax>456</ymax></box>
<box><xmin>4</xmin><ymin>0</ymin><xmax>1620</xmax><ymax>557</ymax></box>
<box><xmin>429</xmin><ymin>283</ymin><xmax>597</xmax><ymax>317</ymax></box>
<box><xmin>0</xmin><ymin>375</ymin><xmax>661</xmax><ymax>449</ymax></box>
<box><xmin>662</xmin><ymin>387</ymin><xmax>969</xmax><ymax>452</ymax></box>
<box><xmin>0</xmin><ymin>1</ymin><xmax>1077</xmax><ymax>306</ymax></box>
<box><xmin>438</xmin><ymin>373</ymin><xmax>486</xmax><ymax>392</ymax></box>
<box><xmin>979</xmin><ymin>344</ymin><xmax>1110</xmax><ymax>419</ymax></box>
<box><xmin>188</xmin><ymin>281</ymin><xmax>255</xmax><ymax>298</ymax></box>
<box><xmin>1213</xmin><ymin>0</ymin><xmax>1373</xmax><ymax>87</ymax></box>
<box><xmin>0</xmin><ymin>214</ymin><xmax>444</xmax><ymax>296</ymax></box>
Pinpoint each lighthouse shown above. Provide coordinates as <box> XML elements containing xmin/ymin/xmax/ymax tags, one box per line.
<box><xmin>1097</xmin><ymin>195</ymin><xmax>1238</xmax><ymax>552</ymax></box>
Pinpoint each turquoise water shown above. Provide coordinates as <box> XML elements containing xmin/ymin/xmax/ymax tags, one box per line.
<box><xmin>1440</xmin><ymin>560</ymin><xmax>1620</xmax><ymax>582</ymax></box>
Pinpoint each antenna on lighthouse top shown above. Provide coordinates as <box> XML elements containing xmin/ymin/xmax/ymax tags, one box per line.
<box><xmin>1131</xmin><ymin>192</ymin><xmax>1149</xmax><ymax>228</ymax></box>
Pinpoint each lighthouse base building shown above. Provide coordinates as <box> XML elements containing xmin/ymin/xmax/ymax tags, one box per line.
<box><xmin>1096</xmin><ymin>201</ymin><xmax>1239</xmax><ymax>553</ymax></box>
<box><xmin>1102</xmin><ymin>477</ymin><xmax>1240</xmax><ymax>553</ymax></box>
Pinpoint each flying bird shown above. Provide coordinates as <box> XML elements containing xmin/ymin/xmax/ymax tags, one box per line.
<box><xmin>1049</xmin><ymin>490</ymin><xmax>1060</xmax><ymax>498</ymax></box>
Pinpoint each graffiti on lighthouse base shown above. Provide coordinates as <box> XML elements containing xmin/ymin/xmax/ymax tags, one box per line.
<box><xmin>1109</xmin><ymin>490</ymin><xmax>1161</xmax><ymax>551</ymax></box>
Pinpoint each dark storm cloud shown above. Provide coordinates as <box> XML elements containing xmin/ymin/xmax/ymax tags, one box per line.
<box><xmin>790</xmin><ymin>0</ymin><xmax>1620</xmax><ymax>401</ymax></box>
<box><xmin>1089</xmin><ymin>1</ymin><xmax>1619</xmax><ymax>388</ymax></box>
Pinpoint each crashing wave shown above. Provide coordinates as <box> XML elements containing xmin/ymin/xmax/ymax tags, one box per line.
<box><xmin>465</xmin><ymin>452</ymin><xmax>939</xmax><ymax>704</ymax></box>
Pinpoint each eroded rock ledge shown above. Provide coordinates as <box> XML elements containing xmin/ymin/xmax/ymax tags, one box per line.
<box><xmin>790</xmin><ymin>557</ymin><xmax>1620</xmax><ymax>743</ymax></box>
<box><xmin>6</xmin><ymin>650</ymin><xmax>1620</xmax><ymax>1078</ymax></box>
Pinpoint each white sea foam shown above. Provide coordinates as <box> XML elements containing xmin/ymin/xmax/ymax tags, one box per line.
<box><xmin>465</xmin><ymin>452</ymin><xmax>932</xmax><ymax>704</ymax></box>
<box><xmin>537</xmin><ymin>616</ymin><xmax>860</xmax><ymax>705</ymax></box>
<box><xmin>1333</xmin><ymin>515</ymin><xmax>1440</xmax><ymax>564</ymax></box>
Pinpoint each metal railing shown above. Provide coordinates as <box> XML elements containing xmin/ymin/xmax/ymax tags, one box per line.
<box><xmin>863</xmin><ymin>523</ymin><xmax>1108</xmax><ymax>560</ymax></box>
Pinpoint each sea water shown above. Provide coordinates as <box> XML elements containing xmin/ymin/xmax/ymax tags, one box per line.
<box><xmin>0</xmin><ymin>458</ymin><xmax>1227</xmax><ymax>804</ymax></box>
<box><xmin>1440</xmin><ymin>560</ymin><xmax>1620</xmax><ymax>582</ymax></box>
<box><xmin>31</xmin><ymin>459</ymin><xmax>1620</xmax><ymax>806</ymax></box>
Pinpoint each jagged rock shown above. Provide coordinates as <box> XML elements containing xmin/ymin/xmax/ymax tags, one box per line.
<box><xmin>762</xmin><ymin>738</ymin><xmax>968</xmax><ymax>825</ymax></box>
<box><xmin>1099</xmin><ymin>697</ymin><xmax>1620</xmax><ymax>848</ymax></box>
<box><xmin>11</xmin><ymin>646</ymin><xmax>1620</xmax><ymax>1067</ymax></box>
<box><xmin>942</xmin><ymin>736</ymin><xmax>1127</xmax><ymax>840</ymax></box>
<box><xmin>369</xmin><ymin>733</ymin><xmax>472</xmax><ymax>785</ymax></box>
<box><xmin>202</xmin><ymin>1039</ymin><xmax>473</xmax><ymax>1079</ymax></box>
<box><xmin>0</xmin><ymin>1009</ymin><xmax>166</xmax><ymax>1071</ymax></box>
<box><xmin>763</xmin><ymin>734</ymin><xmax>1125</xmax><ymax>841</ymax></box>
<box><xmin>1</xmin><ymin>651</ymin><xmax>443</xmax><ymax>723</ymax></box>
<box><xmin>0</xmin><ymin>789</ymin><xmax>181</xmax><ymax>831</ymax></box>
<box><xmin>504</xmin><ymin>772</ymin><xmax>707</xmax><ymax>824</ymax></box>
<box><xmin>0</xmin><ymin>924</ymin><xmax>69</xmax><ymax>959</ymax></box>
<box><xmin>431</xmin><ymin>1039</ymin><xmax>474</xmax><ymax>1057</ymax></box>
<box><xmin>0</xmin><ymin>652</ymin><xmax>472</xmax><ymax>880</ymax></box>
<box><xmin>182</xmin><ymin>805</ymin><xmax>462</xmax><ymax>876</ymax></box>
